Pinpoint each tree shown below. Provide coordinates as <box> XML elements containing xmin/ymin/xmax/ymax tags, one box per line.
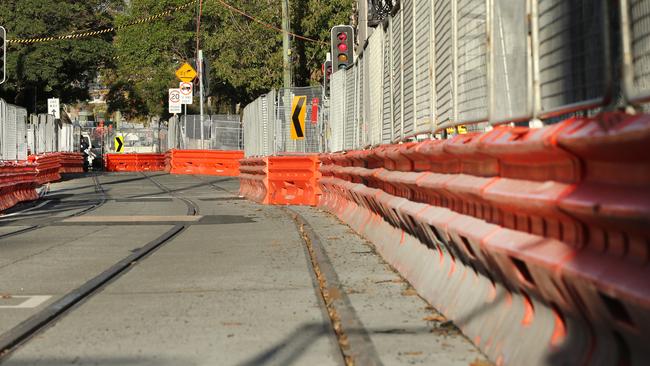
<box><xmin>107</xmin><ymin>0</ymin><xmax>196</xmax><ymax>119</ymax></box>
<box><xmin>110</xmin><ymin>0</ymin><xmax>354</xmax><ymax>118</ymax></box>
<box><xmin>295</xmin><ymin>0</ymin><xmax>354</xmax><ymax>86</ymax></box>
<box><xmin>0</xmin><ymin>0</ymin><xmax>124</xmax><ymax>113</ymax></box>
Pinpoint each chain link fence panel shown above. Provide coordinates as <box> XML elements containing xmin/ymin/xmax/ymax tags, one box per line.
<box><xmin>367</xmin><ymin>27</ymin><xmax>384</xmax><ymax>147</ymax></box>
<box><xmin>276</xmin><ymin>87</ymin><xmax>324</xmax><ymax>153</ymax></box>
<box><xmin>414</xmin><ymin>0</ymin><xmax>434</xmax><ymax>133</ymax></box>
<box><xmin>402</xmin><ymin>0</ymin><xmax>416</xmax><ymax>138</ymax></box>
<box><xmin>455</xmin><ymin>0</ymin><xmax>489</xmax><ymax>125</ymax></box>
<box><xmin>621</xmin><ymin>0</ymin><xmax>650</xmax><ymax>104</ymax></box>
<box><xmin>535</xmin><ymin>0</ymin><xmax>611</xmax><ymax>118</ymax></box>
<box><xmin>490</xmin><ymin>0</ymin><xmax>533</xmax><ymax>124</ymax></box>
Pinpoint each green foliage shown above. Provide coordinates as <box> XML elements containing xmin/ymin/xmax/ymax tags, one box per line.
<box><xmin>0</xmin><ymin>0</ymin><xmax>123</xmax><ymax>113</ymax></box>
<box><xmin>112</xmin><ymin>0</ymin><xmax>354</xmax><ymax>117</ymax></box>
<box><xmin>107</xmin><ymin>0</ymin><xmax>196</xmax><ymax>118</ymax></box>
<box><xmin>1</xmin><ymin>0</ymin><xmax>354</xmax><ymax>117</ymax></box>
<box><xmin>295</xmin><ymin>0</ymin><xmax>354</xmax><ymax>85</ymax></box>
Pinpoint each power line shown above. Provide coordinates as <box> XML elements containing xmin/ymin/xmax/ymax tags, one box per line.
<box><xmin>215</xmin><ymin>0</ymin><xmax>328</xmax><ymax>45</ymax></box>
<box><xmin>6</xmin><ymin>0</ymin><xmax>328</xmax><ymax>46</ymax></box>
<box><xmin>6</xmin><ymin>0</ymin><xmax>198</xmax><ymax>45</ymax></box>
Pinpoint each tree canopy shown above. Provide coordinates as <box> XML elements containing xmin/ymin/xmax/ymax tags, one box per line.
<box><xmin>0</xmin><ymin>0</ymin><xmax>354</xmax><ymax>118</ymax></box>
<box><xmin>0</xmin><ymin>0</ymin><xmax>124</xmax><ymax>113</ymax></box>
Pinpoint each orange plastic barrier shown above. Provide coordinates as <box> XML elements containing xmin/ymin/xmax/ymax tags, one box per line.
<box><xmin>58</xmin><ymin>152</ymin><xmax>85</xmax><ymax>173</ymax></box>
<box><xmin>105</xmin><ymin>153</ymin><xmax>166</xmax><ymax>172</ymax></box>
<box><xmin>318</xmin><ymin>112</ymin><xmax>650</xmax><ymax>365</ymax></box>
<box><xmin>239</xmin><ymin>155</ymin><xmax>321</xmax><ymax>206</ymax></box>
<box><xmin>166</xmin><ymin>149</ymin><xmax>243</xmax><ymax>176</ymax></box>
<box><xmin>0</xmin><ymin>161</ymin><xmax>39</xmax><ymax>212</ymax></box>
<box><xmin>28</xmin><ymin>153</ymin><xmax>62</xmax><ymax>184</ymax></box>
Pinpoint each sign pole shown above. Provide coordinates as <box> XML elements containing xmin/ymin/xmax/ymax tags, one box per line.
<box><xmin>198</xmin><ymin>50</ymin><xmax>205</xmax><ymax>150</ymax></box>
<box><xmin>184</xmin><ymin>104</ymin><xmax>187</xmax><ymax>149</ymax></box>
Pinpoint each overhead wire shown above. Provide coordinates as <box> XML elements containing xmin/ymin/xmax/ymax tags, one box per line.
<box><xmin>6</xmin><ymin>0</ymin><xmax>199</xmax><ymax>45</ymax></box>
<box><xmin>6</xmin><ymin>0</ymin><xmax>328</xmax><ymax>46</ymax></box>
<box><xmin>214</xmin><ymin>0</ymin><xmax>328</xmax><ymax>45</ymax></box>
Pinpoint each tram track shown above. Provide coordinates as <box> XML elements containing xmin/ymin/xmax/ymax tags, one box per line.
<box><xmin>196</xmin><ymin>175</ymin><xmax>381</xmax><ymax>366</ymax></box>
<box><xmin>0</xmin><ymin>173</ymin><xmax>200</xmax><ymax>363</ymax></box>
<box><xmin>0</xmin><ymin>173</ymin><xmax>108</xmax><ymax>241</ymax></box>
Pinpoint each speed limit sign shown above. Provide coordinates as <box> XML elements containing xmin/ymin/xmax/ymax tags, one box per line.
<box><xmin>169</xmin><ymin>88</ymin><xmax>182</xmax><ymax>114</ymax></box>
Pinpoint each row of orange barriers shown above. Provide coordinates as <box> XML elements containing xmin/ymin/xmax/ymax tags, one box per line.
<box><xmin>28</xmin><ymin>153</ymin><xmax>62</xmax><ymax>184</ymax></box>
<box><xmin>58</xmin><ymin>152</ymin><xmax>86</xmax><ymax>173</ymax></box>
<box><xmin>0</xmin><ymin>152</ymin><xmax>85</xmax><ymax>212</ymax></box>
<box><xmin>0</xmin><ymin>161</ymin><xmax>39</xmax><ymax>212</ymax></box>
<box><xmin>165</xmin><ymin>149</ymin><xmax>243</xmax><ymax>176</ymax></box>
<box><xmin>104</xmin><ymin>150</ymin><xmax>244</xmax><ymax>176</ymax></box>
<box><xmin>319</xmin><ymin>112</ymin><xmax>650</xmax><ymax>365</ymax></box>
<box><xmin>105</xmin><ymin>153</ymin><xmax>166</xmax><ymax>172</ymax></box>
<box><xmin>239</xmin><ymin>155</ymin><xmax>321</xmax><ymax>206</ymax></box>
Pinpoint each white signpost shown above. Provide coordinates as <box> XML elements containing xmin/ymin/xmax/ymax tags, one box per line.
<box><xmin>168</xmin><ymin>88</ymin><xmax>182</xmax><ymax>114</ymax></box>
<box><xmin>47</xmin><ymin>98</ymin><xmax>60</xmax><ymax>119</ymax></box>
<box><xmin>179</xmin><ymin>82</ymin><xmax>193</xmax><ymax>104</ymax></box>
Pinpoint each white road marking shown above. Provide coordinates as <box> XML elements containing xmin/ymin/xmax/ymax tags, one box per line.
<box><xmin>0</xmin><ymin>295</ymin><xmax>52</xmax><ymax>309</ymax></box>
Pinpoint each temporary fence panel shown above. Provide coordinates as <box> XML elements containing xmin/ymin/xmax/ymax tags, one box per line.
<box><xmin>358</xmin><ymin>54</ymin><xmax>367</xmax><ymax>148</ymax></box>
<box><xmin>344</xmin><ymin>67</ymin><xmax>356</xmax><ymax>150</ymax></box>
<box><xmin>73</xmin><ymin>124</ymin><xmax>81</xmax><ymax>152</ymax></box>
<box><xmin>330</xmin><ymin>71</ymin><xmax>346</xmax><ymax>152</ymax></box>
<box><xmin>182</xmin><ymin>115</ymin><xmax>207</xmax><ymax>150</ymax></box>
<box><xmin>58</xmin><ymin>123</ymin><xmax>74</xmax><ymax>153</ymax></box>
<box><xmin>110</xmin><ymin>125</ymin><xmax>168</xmax><ymax>154</ymax></box>
<box><xmin>27</xmin><ymin>125</ymin><xmax>35</xmax><ymax>155</ymax></box>
<box><xmin>45</xmin><ymin>114</ymin><xmax>57</xmax><ymax>153</ymax></box>
<box><xmin>391</xmin><ymin>11</ymin><xmax>404</xmax><ymax>140</ymax></box>
<box><xmin>275</xmin><ymin>87</ymin><xmax>324</xmax><ymax>154</ymax></box>
<box><xmin>242</xmin><ymin>98</ymin><xmax>259</xmax><ymax>156</ymax></box>
<box><xmin>35</xmin><ymin>116</ymin><xmax>46</xmax><ymax>154</ymax></box>
<box><xmin>490</xmin><ymin>0</ymin><xmax>533</xmax><ymax>124</ymax></box>
<box><xmin>535</xmin><ymin>0</ymin><xmax>610</xmax><ymax>118</ymax></box>
<box><xmin>367</xmin><ymin>27</ymin><xmax>384</xmax><ymax>147</ymax></box>
<box><xmin>3</xmin><ymin>103</ymin><xmax>18</xmax><ymax>160</ymax></box>
<box><xmin>414</xmin><ymin>0</ymin><xmax>435</xmax><ymax>133</ymax></box>
<box><xmin>455</xmin><ymin>0</ymin><xmax>489</xmax><ymax>125</ymax></box>
<box><xmin>15</xmin><ymin>107</ymin><xmax>28</xmax><ymax>160</ymax></box>
<box><xmin>621</xmin><ymin>0</ymin><xmax>650</xmax><ymax>104</ymax></box>
<box><xmin>402</xmin><ymin>0</ymin><xmax>416</xmax><ymax>138</ymax></box>
<box><xmin>168</xmin><ymin>115</ymin><xmax>181</xmax><ymax>150</ymax></box>
<box><xmin>210</xmin><ymin>115</ymin><xmax>241</xmax><ymax>151</ymax></box>
<box><xmin>382</xmin><ymin>21</ymin><xmax>393</xmax><ymax>144</ymax></box>
<box><xmin>434</xmin><ymin>0</ymin><xmax>455</xmax><ymax>128</ymax></box>
<box><xmin>261</xmin><ymin>90</ymin><xmax>276</xmax><ymax>156</ymax></box>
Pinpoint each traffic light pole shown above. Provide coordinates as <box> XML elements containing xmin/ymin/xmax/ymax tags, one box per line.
<box><xmin>198</xmin><ymin>49</ymin><xmax>205</xmax><ymax>149</ymax></box>
<box><xmin>281</xmin><ymin>0</ymin><xmax>291</xmax><ymax>89</ymax></box>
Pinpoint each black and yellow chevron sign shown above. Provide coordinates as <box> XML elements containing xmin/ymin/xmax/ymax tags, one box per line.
<box><xmin>115</xmin><ymin>136</ymin><xmax>124</xmax><ymax>153</ymax></box>
<box><xmin>290</xmin><ymin>96</ymin><xmax>306</xmax><ymax>140</ymax></box>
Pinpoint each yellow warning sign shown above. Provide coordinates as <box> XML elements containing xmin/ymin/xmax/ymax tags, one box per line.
<box><xmin>446</xmin><ymin>127</ymin><xmax>456</xmax><ymax>135</ymax></box>
<box><xmin>290</xmin><ymin>96</ymin><xmax>307</xmax><ymax>140</ymax></box>
<box><xmin>115</xmin><ymin>136</ymin><xmax>124</xmax><ymax>153</ymax></box>
<box><xmin>175</xmin><ymin>62</ymin><xmax>197</xmax><ymax>82</ymax></box>
<box><xmin>457</xmin><ymin>125</ymin><xmax>468</xmax><ymax>134</ymax></box>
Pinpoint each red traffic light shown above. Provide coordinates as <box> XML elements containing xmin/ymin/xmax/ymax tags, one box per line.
<box><xmin>337</xmin><ymin>32</ymin><xmax>347</xmax><ymax>41</ymax></box>
<box><xmin>337</xmin><ymin>43</ymin><xmax>348</xmax><ymax>52</ymax></box>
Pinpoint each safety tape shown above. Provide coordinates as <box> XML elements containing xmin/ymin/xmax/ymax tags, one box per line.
<box><xmin>6</xmin><ymin>0</ymin><xmax>197</xmax><ymax>45</ymax></box>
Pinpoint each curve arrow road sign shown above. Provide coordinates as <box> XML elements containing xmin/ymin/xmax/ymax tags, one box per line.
<box><xmin>290</xmin><ymin>96</ymin><xmax>306</xmax><ymax>140</ymax></box>
<box><xmin>115</xmin><ymin>136</ymin><xmax>124</xmax><ymax>153</ymax></box>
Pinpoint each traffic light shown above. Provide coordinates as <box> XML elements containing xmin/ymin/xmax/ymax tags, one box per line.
<box><xmin>323</xmin><ymin>60</ymin><xmax>332</xmax><ymax>95</ymax></box>
<box><xmin>0</xmin><ymin>26</ymin><xmax>6</xmax><ymax>85</ymax></box>
<box><xmin>331</xmin><ymin>25</ymin><xmax>354</xmax><ymax>71</ymax></box>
